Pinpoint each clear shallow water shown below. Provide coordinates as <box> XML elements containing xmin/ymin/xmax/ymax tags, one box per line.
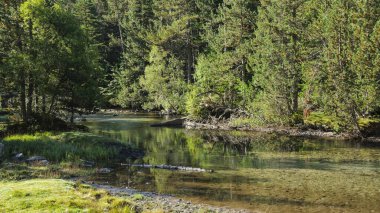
<box><xmin>82</xmin><ymin>113</ymin><xmax>380</xmax><ymax>212</ymax></box>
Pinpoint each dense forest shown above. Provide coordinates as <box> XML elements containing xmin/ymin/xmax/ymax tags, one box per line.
<box><xmin>1</xmin><ymin>0</ymin><xmax>379</xmax><ymax>133</ymax></box>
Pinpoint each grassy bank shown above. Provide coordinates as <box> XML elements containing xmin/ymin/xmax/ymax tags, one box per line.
<box><xmin>1</xmin><ymin>132</ymin><xmax>140</xmax><ymax>163</ymax></box>
<box><xmin>0</xmin><ymin>131</ymin><xmax>143</xmax><ymax>181</ymax></box>
<box><xmin>0</xmin><ymin>179</ymin><xmax>134</xmax><ymax>212</ymax></box>
<box><xmin>0</xmin><ymin>132</ymin><xmax>143</xmax><ymax>212</ymax></box>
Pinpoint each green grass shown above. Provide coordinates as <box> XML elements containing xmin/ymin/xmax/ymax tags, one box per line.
<box><xmin>1</xmin><ymin>132</ymin><xmax>133</xmax><ymax>163</ymax></box>
<box><xmin>0</xmin><ymin>179</ymin><xmax>134</xmax><ymax>212</ymax></box>
<box><xmin>0</xmin><ymin>162</ymin><xmax>96</xmax><ymax>181</ymax></box>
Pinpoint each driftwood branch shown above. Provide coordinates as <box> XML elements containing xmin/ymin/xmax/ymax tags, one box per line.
<box><xmin>121</xmin><ymin>163</ymin><xmax>214</xmax><ymax>173</ymax></box>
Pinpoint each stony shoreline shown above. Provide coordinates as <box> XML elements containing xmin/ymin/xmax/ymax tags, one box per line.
<box><xmin>184</xmin><ymin>120</ymin><xmax>380</xmax><ymax>142</ymax></box>
<box><xmin>87</xmin><ymin>182</ymin><xmax>254</xmax><ymax>213</ymax></box>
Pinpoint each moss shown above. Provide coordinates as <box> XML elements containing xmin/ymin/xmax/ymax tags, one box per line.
<box><xmin>0</xmin><ymin>179</ymin><xmax>134</xmax><ymax>212</ymax></box>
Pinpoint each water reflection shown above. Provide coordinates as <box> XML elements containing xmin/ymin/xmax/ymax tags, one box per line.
<box><xmin>82</xmin><ymin>113</ymin><xmax>380</xmax><ymax>212</ymax></box>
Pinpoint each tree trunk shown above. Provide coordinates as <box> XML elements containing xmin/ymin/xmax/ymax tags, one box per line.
<box><xmin>291</xmin><ymin>7</ymin><xmax>299</xmax><ymax>114</ymax></box>
<box><xmin>27</xmin><ymin>76</ymin><xmax>34</xmax><ymax>117</ymax></box>
<box><xmin>42</xmin><ymin>94</ymin><xmax>46</xmax><ymax>113</ymax></box>
<box><xmin>186</xmin><ymin>26</ymin><xmax>193</xmax><ymax>83</ymax></box>
<box><xmin>16</xmin><ymin>18</ymin><xmax>27</xmax><ymax>122</ymax></box>
<box><xmin>20</xmin><ymin>75</ymin><xmax>27</xmax><ymax>122</ymax></box>
<box><xmin>26</xmin><ymin>19</ymin><xmax>34</xmax><ymax>119</ymax></box>
<box><xmin>70</xmin><ymin>90</ymin><xmax>75</xmax><ymax>123</ymax></box>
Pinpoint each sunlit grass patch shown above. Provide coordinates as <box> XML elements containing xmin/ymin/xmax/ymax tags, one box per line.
<box><xmin>1</xmin><ymin>132</ymin><xmax>133</xmax><ymax>163</ymax></box>
<box><xmin>0</xmin><ymin>179</ymin><xmax>134</xmax><ymax>212</ymax></box>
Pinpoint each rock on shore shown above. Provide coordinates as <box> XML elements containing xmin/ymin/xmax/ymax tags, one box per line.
<box><xmin>184</xmin><ymin>120</ymin><xmax>357</xmax><ymax>140</ymax></box>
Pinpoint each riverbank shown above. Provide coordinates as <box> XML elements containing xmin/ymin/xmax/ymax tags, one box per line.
<box><xmin>0</xmin><ymin>130</ymin><xmax>251</xmax><ymax>212</ymax></box>
<box><xmin>88</xmin><ymin>182</ymin><xmax>251</xmax><ymax>213</ymax></box>
<box><xmin>0</xmin><ymin>178</ymin><xmax>251</xmax><ymax>213</ymax></box>
<box><xmin>184</xmin><ymin>120</ymin><xmax>380</xmax><ymax>142</ymax></box>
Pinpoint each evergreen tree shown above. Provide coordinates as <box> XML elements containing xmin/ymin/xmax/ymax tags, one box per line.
<box><xmin>187</xmin><ymin>0</ymin><xmax>258</xmax><ymax>119</ymax></box>
<box><xmin>140</xmin><ymin>45</ymin><xmax>187</xmax><ymax>113</ymax></box>
<box><xmin>315</xmin><ymin>0</ymin><xmax>380</xmax><ymax>132</ymax></box>
<box><xmin>250</xmin><ymin>0</ymin><xmax>306</xmax><ymax>124</ymax></box>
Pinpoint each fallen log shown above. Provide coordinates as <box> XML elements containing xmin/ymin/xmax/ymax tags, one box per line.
<box><xmin>121</xmin><ymin>163</ymin><xmax>214</xmax><ymax>173</ymax></box>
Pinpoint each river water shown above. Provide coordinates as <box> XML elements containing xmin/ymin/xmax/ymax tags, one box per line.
<box><xmin>82</xmin><ymin>113</ymin><xmax>380</xmax><ymax>212</ymax></box>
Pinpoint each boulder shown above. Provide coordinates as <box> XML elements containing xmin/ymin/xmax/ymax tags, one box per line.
<box><xmin>96</xmin><ymin>168</ymin><xmax>112</xmax><ymax>174</ymax></box>
<box><xmin>11</xmin><ymin>153</ymin><xmax>25</xmax><ymax>162</ymax></box>
<box><xmin>26</xmin><ymin>156</ymin><xmax>49</xmax><ymax>166</ymax></box>
<box><xmin>80</xmin><ymin>159</ymin><xmax>95</xmax><ymax>167</ymax></box>
<box><xmin>36</xmin><ymin>160</ymin><xmax>50</xmax><ymax>166</ymax></box>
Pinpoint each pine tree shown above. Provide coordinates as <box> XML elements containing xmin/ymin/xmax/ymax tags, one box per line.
<box><xmin>250</xmin><ymin>0</ymin><xmax>306</xmax><ymax>124</ymax></box>
<box><xmin>187</xmin><ymin>0</ymin><xmax>258</xmax><ymax>119</ymax></box>
<box><xmin>315</xmin><ymin>0</ymin><xmax>380</xmax><ymax>132</ymax></box>
<box><xmin>140</xmin><ymin>45</ymin><xmax>187</xmax><ymax>113</ymax></box>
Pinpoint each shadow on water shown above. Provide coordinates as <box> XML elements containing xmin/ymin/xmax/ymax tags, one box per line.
<box><xmin>81</xmin><ymin>113</ymin><xmax>380</xmax><ymax>212</ymax></box>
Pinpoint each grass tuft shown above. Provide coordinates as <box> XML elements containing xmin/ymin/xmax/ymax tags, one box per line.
<box><xmin>0</xmin><ymin>179</ymin><xmax>134</xmax><ymax>212</ymax></box>
<box><xmin>1</xmin><ymin>132</ymin><xmax>135</xmax><ymax>163</ymax></box>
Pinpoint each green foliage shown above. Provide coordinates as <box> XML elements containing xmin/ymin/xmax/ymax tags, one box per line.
<box><xmin>304</xmin><ymin>112</ymin><xmax>344</xmax><ymax>132</ymax></box>
<box><xmin>140</xmin><ymin>46</ymin><xmax>187</xmax><ymax>113</ymax></box>
<box><xmin>186</xmin><ymin>0</ymin><xmax>257</xmax><ymax>119</ymax></box>
<box><xmin>0</xmin><ymin>0</ymin><xmax>103</xmax><ymax>124</ymax></box>
<box><xmin>1</xmin><ymin>0</ymin><xmax>380</xmax><ymax>133</ymax></box>
<box><xmin>249</xmin><ymin>0</ymin><xmax>305</xmax><ymax>125</ymax></box>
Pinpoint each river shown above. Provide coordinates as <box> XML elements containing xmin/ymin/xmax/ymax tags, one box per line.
<box><xmin>81</xmin><ymin>112</ymin><xmax>380</xmax><ymax>212</ymax></box>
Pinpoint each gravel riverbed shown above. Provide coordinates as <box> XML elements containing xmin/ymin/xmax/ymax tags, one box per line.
<box><xmin>88</xmin><ymin>182</ymin><xmax>255</xmax><ymax>213</ymax></box>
